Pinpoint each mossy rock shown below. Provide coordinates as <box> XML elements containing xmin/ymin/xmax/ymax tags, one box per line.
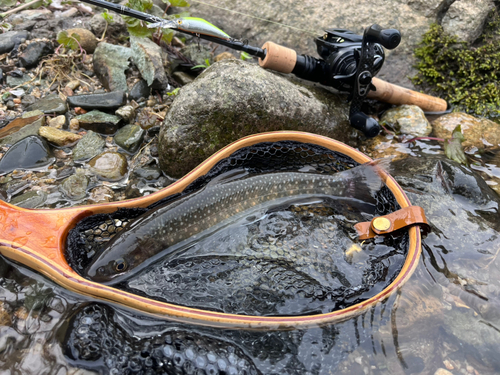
<box><xmin>413</xmin><ymin>9</ymin><xmax>500</xmax><ymax>120</ymax></box>
<box><xmin>158</xmin><ymin>60</ymin><xmax>352</xmax><ymax>178</ymax></box>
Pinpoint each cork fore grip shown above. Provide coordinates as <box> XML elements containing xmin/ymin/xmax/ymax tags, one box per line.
<box><xmin>259</xmin><ymin>41</ymin><xmax>297</xmax><ymax>73</ymax></box>
<box><xmin>368</xmin><ymin>77</ymin><xmax>448</xmax><ymax>112</ymax></box>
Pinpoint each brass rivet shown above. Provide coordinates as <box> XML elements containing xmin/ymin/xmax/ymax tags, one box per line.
<box><xmin>373</xmin><ymin>217</ymin><xmax>391</xmax><ymax>231</ymax></box>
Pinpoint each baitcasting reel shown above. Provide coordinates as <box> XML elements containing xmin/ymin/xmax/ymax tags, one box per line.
<box><xmin>289</xmin><ymin>24</ymin><xmax>401</xmax><ymax>137</ymax></box>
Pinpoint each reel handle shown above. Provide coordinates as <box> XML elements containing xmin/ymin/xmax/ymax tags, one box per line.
<box><xmin>368</xmin><ymin>77</ymin><xmax>448</xmax><ymax>112</ymax></box>
<box><xmin>364</xmin><ymin>24</ymin><xmax>401</xmax><ymax>50</ymax></box>
<box><xmin>350</xmin><ymin>112</ymin><xmax>381</xmax><ymax>138</ymax></box>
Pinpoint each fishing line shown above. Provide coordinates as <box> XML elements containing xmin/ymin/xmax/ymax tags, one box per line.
<box><xmin>188</xmin><ymin>0</ymin><xmax>317</xmax><ymax>36</ymax></box>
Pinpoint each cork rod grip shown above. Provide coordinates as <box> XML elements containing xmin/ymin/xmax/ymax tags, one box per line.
<box><xmin>258</xmin><ymin>41</ymin><xmax>297</xmax><ymax>73</ymax></box>
<box><xmin>368</xmin><ymin>77</ymin><xmax>448</xmax><ymax>112</ymax></box>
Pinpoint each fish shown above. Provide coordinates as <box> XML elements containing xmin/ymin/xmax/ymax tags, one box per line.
<box><xmin>147</xmin><ymin>17</ymin><xmax>231</xmax><ymax>40</ymax></box>
<box><xmin>84</xmin><ymin>162</ymin><xmax>386</xmax><ymax>285</ymax></box>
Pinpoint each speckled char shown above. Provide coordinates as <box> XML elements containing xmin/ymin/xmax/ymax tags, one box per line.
<box><xmin>85</xmin><ymin>166</ymin><xmax>382</xmax><ymax>285</ymax></box>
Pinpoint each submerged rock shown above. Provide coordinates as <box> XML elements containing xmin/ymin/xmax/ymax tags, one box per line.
<box><xmin>87</xmin><ymin>185</ymin><xmax>114</xmax><ymax>204</ymax></box>
<box><xmin>158</xmin><ymin>59</ymin><xmax>351</xmax><ymax>177</ymax></box>
<box><xmin>76</xmin><ymin>110</ymin><xmax>122</xmax><ymax>134</ymax></box>
<box><xmin>10</xmin><ymin>190</ymin><xmax>47</xmax><ymax>209</ymax></box>
<box><xmin>0</xmin><ymin>136</ymin><xmax>53</xmax><ymax>175</ymax></box>
<box><xmin>114</xmin><ymin>124</ymin><xmax>144</xmax><ymax>153</ymax></box>
<box><xmin>67</xmin><ymin>91</ymin><xmax>126</xmax><ymax>111</ymax></box>
<box><xmin>72</xmin><ymin>130</ymin><xmax>105</xmax><ymax>161</ymax></box>
<box><xmin>93</xmin><ymin>43</ymin><xmax>132</xmax><ymax>92</ymax></box>
<box><xmin>89</xmin><ymin>151</ymin><xmax>128</xmax><ymax>181</ymax></box>
<box><xmin>380</xmin><ymin>104</ymin><xmax>431</xmax><ymax>137</ymax></box>
<box><xmin>60</xmin><ymin>172</ymin><xmax>89</xmax><ymax>200</ymax></box>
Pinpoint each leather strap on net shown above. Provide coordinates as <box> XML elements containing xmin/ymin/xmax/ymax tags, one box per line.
<box><xmin>355</xmin><ymin>206</ymin><xmax>429</xmax><ymax>240</ymax></box>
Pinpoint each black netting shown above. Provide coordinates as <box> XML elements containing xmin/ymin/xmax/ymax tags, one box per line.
<box><xmin>65</xmin><ymin>140</ymin><xmax>407</xmax><ymax>316</ymax></box>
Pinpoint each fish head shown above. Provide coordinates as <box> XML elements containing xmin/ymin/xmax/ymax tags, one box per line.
<box><xmin>84</xmin><ymin>247</ymin><xmax>139</xmax><ymax>285</ymax></box>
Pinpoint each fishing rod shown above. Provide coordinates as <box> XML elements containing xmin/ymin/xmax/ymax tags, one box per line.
<box><xmin>76</xmin><ymin>0</ymin><xmax>448</xmax><ymax>137</ymax></box>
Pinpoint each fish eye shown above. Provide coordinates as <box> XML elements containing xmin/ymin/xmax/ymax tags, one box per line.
<box><xmin>114</xmin><ymin>258</ymin><xmax>128</xmax><ymax>273</ymax></box>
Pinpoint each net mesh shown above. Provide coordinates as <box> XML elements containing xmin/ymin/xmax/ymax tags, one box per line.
<box><xmin>65</xmin><ymin>140</ymin><xmax>407</xmax><ymax>316</ymax></box>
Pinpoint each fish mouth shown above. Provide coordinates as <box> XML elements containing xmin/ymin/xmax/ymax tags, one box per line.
<box><xmin>84</xmin><ymin>262</ymin><xmax>117</xmax><ymax>285</ymax></box>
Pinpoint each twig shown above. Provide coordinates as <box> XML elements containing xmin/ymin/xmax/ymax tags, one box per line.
<box><xmin>0</xmin><ymin>0</ymin><xmax>42</xmax><ymax>19</ymax></box>
<box><xmin>131</xmin><ymin>138</ymin><xmax>155</xmax><ymax>164</ymax></box>
<box><xmin>404</xmin><ymin>136</ymin><xmax>445</xmax><ymax>144</ymax></box>
<box><xmin>99</xmin><ymin>19</ymin><xmax>108</xmax><ymax>41</ymax></box>
<box><xmin>481</xmin><ymin>246</ymin><xmax>500</xmax><ymax>269</ymax></box>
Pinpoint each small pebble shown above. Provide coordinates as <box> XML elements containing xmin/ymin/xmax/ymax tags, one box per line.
<box><xmin>74</xmin><ymin>107</ymin><xmax>87</xmax><ymax>115</ymax></box>
<box><xmin>48</xmin><ymin>115</ymin><xmax>66</xmax><ymax>129</ymax></box>
<box><xmin>69</xmin><ymin>118</ymin><xmax>80</xmax><ymax>131</ymax></box>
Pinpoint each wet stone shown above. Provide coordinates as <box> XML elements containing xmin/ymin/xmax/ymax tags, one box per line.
<box><xmin>18</xmin><ymin>41</ymin><xmax>54</xmax><ymax>68</ymax></box>
<box><xmin>10</xmin><ymin>190</ymin><xmax>47</xmax><ymax>209</ymax></box>
<box><xmin>0</xmin><ymin>114</ymin><xmax>44</xmax><ymax>141</ymax></box>
<box><xmin>38</xmin><ymin>126</ymin><xmax>82</xmax><ymax>146</ymax></box>
<box><xmin>76</xmin><ymin>110</ymin><xmax>122</xmax><ymax>135</ymax></box>
<box><xmin>72</xmin><ymin>130</ymin><xmax>105</xmax><ymax>161</ymax></box>
<box><xmin>89</xmin><ymin>151</ymin><xmax>128</xmax><ymax>181</ymax></box>
<box><xmin>87</xmin><ymin>185</ymin><xmax>114</xmax><ymax>204</ymax></box>
<box><xmin>60</xmin><ymin>173</ymin><xmax>89</xmax><ymax>200</ymax></box>
<box><xmin>133</xmin><ymin>165</ymin><xmax>161</xmax><ymax>180</ymax></box>
<box><xmin>114</xmin><ymin>124</ymin><xmax>144</xmax><ymax>153</ymax></box>
<box><xmin>0</xmin><ymin>31</ymin><xmax>29</xmax><ymax>54</ymax></box>
<box><xmin>93</xmin><ymin>43</ymin><xmax>132</xmax><ymax>92</ymax></box>
<box><xmin>0</xmin><ymin>135</ymin><xmax>53</xmax><ymax>175</ymax></box>
<box><xmin>67</xmin><ymin>91</ymin><xmax>126</xmax><ymax>111</ymax></box>
<box><xmin>129</xmin><ymin>80</ymin><xmax>151</xmax><ymax>102</ymax></box>
<box><xmin>0</xmin><ymin>116</ymin><xmax>45</xmax><ymax>146</ymax></box>
<box><xmin>381</xmin><ymin>105</ymin><xmax>431</xmax><ymax>137</ymax></box>
<box><xmin>26</xmin><ymin>94</ymin><xmax>68</xmax><ymax>115</ymax></box>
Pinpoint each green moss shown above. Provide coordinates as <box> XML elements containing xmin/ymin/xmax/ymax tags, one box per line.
<box><xmin>412</xmin><ymin>9</ymin><xmax>500</xmax><ymax>120</ymax></box>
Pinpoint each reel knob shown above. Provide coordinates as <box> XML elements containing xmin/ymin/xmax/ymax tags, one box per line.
<box><xmin>365</xmin><ymin>24</ymin><xmax>401</xmax><ymax>50</ymax></box>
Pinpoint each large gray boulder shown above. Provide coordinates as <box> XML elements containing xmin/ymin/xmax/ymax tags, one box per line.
<box><xmin>158</xmin><ymin>59</ymin><xmax>352</xmax><ymax>177</ymax></box>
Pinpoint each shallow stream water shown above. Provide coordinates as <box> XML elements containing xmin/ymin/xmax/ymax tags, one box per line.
<box><xmin>1</xmin><ymin>142</ymin><xmax>500</xmax><ymax>375</ymax></box>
